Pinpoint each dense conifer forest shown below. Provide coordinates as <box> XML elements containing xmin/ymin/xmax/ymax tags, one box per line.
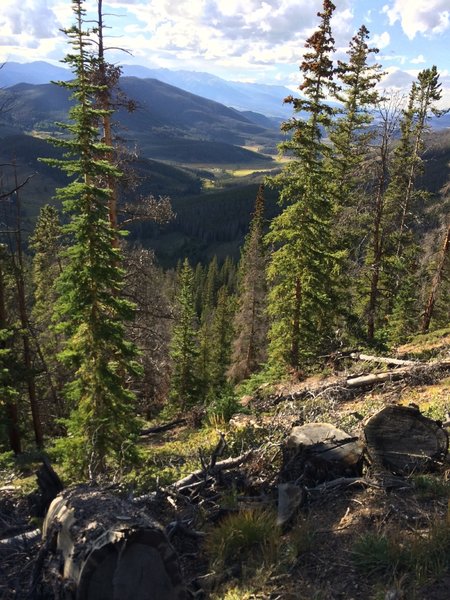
<box><xmin>1</xmin><ymin>1</ymin><xmax>450</xmax><ymax>598</ymax></box>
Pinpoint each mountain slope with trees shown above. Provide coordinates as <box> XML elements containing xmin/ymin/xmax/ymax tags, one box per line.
<box><xmin>1</xmin><ymin>2</ymin><xmax>450</xmax><ymax>598</ymax></box>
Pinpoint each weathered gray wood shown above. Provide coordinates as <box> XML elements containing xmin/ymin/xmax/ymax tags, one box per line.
<box><xmin>40</xmin><ymin>486</ymin><xmax>185</xmax><ymax>600</ymax></box>
<box><xmin>0</xmin><ymin>528</ymin><xmax>41</xmax><ymax>553</ymax></box>
<box><xmin>350</xmin><ymin>352</ymin><xmax>417</xmax><ymax>366</ymax></box>
<box><xmin>172</xmin><ymin>450</ymin><xmax>254</xmax><ymax>491</ymax></box>
<box><xmin>347</xmin><ymin>368</ymin><xmax>411</xmax><ymax>387</ymax></box>
<box><xmin>277</xmin><ymin>483</ymin><xmax>305</xmax><ymax>526</ymax></box>
<box><xmin>364</xmin><ymin>405</ymin><xmax>448</xmax><ymax>474</ymax></box>
<box><xmin>282</xmin><ymin>423</ymin><xmax>365</xmax><ymax>484</ymax></box>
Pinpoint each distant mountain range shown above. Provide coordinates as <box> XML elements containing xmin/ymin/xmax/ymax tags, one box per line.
<box><xmin>0</xmin><ymin>61</ymin><xmax>291</xmax><ymax>121</ymax></box>
<box><xmin>0</xmin><ymin>76</ymin><xmax>281</xmax><ymax>165</ymax></box>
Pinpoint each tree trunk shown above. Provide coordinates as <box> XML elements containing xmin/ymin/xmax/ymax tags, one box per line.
<box><xmin>364</xmin><ymin>405</ymin><xmax>448</xmax><ymax>474</ymax></box>
<box><xmin>38</xmin><ymin>486</ymin><xmax>185</xmax><ymax>600</ymax></box>
<box><xmin>0</xmin><ymin>261</ymin><xmax>21</xmax><ymax>454</ymax></box>
<box><xmin>13</xmin><ymin>164</ymin><xmax>43</xmax><ymax>448</ymax></box>
<box><xmin>421</xmin><ymin>223</ymin><xmax>450</xmax><ymax>333</ymax></box>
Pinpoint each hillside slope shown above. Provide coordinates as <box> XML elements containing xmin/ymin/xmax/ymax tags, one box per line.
<box><xmin>0</xmin><ymin>78</ymin><xmax>279</xmax><ymax>164</ymax></box>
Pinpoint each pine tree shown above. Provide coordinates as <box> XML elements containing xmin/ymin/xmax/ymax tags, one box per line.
<box><xmin>208</xmin><ymin>286</ymin><xmax>235</xmax><ymax>394</ymax></box>
<box><xmin>390</xmin><ymin>67</ymin><xmax>443</xmax><ymax>258</ymax></box>
<box><xmin>0</xmin><ymin>250</ymin><xmax>21</xmax><ymax>454</ymax></box>
<box><xmin>331</xmin><ymin>25</ymin><xmax>383</xmax><ymax>205</ymax></box>
<box><xmin>169</xmin><ymin>259</ymin><xmax>199</xmax><ymax>408</ymax></box>
<box><xmin>329</xmin><ymin>25</ymin><xmax>384</xmax><ymax>341</ymax></box>
<box><xmin>364</xmin><ymin>97</ymin><xmax>402</xmax><ymax>342</ymax></box>
<box><xmin>421</xmin><ymin>220</ymin><xmax>450</xmax><ymax>333</ymax></box>
<box><xmin>29</xmin><ymin>205</ymin><xmax>65</xmax><ymax>422</ymax></box>
<box><xmin>229</xmin><ymin>184</ymin><xmax>268</xmax><ymax>382</ymax></box>
<box><xmin>30</xmin><ymin>205</ymin><xmax>63</xmax><ymax>327</ymax></box>
<box><xmin>266</xmin><ymin>0</ymin><xmax>341</xmax><ymax>372</ymax></box>
<box><xmin>203</xmin><ymin>256</ymin><xmax>219</xmax><ymax>312</ymax></box>
<box><xmin>384</xmin><ymin>68</ymin><xmax>443</xmax><ymax>340</ymax></box>
<box><xmin>44</xmin><ymin>0</ymin><xmax>140</xmax><ymax>478</ymax></box>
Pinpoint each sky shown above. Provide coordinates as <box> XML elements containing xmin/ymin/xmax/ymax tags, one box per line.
<box><xmin>0</xmin><ymin>0</ymin><xmax>449</xmax><ymax>106</ymax></box>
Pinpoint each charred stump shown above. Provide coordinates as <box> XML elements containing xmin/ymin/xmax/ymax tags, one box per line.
<box><xmin>281</xmin><ymin>423</ymin><xmax>365</xmax><ymax>485</ymax></box>
<box><xmin>364</xmin><ymin>405</ymin><xmax>449</xmax><ymax>474</ymax></box>
<box><xmin>35</xmin><ymin>486</ymin><xmax>185</xmax><ymax>600</ymax></box>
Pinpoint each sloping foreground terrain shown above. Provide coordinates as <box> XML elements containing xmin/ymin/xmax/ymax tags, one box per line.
<box><xmin>2</xmin><ymin>330</ymin><xmax>450</xmax><ymax>598</ymax></box>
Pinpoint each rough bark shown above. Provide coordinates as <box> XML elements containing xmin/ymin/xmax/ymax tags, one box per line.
<box><xmin>350</xmin><ymin>352</ymin><xmax>417</xmax><ymax>366</ymax></box>
<box><xmin>37</xmin><ymin>486</ymin><xmax>185</xmax><ymax>600</ymax></box>
<box><xmin>364</xmin><ymin>404</ymin><xmax>448</xmax><ymax>473</ymax></box>
<box><xmin>421</xmin><ymin>223</ymin><xmax>450</xmax><ymax>333</ymax></box>
<box><xmin>281</xmin><ymin>423</ymin><xmax>365</xmax><ymax>485</ymax></box>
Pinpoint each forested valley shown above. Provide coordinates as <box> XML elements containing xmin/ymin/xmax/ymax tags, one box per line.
<box><xmin>2</xmin><ymin>1</ymin><xmax>450</xmax><ymax>598</ymax></box>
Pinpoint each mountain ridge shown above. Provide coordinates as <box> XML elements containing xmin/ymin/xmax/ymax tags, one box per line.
<box><xmin>0</xmin><ymin>60</ymin><xmax>291</xmax><ymax>121</ymax></box>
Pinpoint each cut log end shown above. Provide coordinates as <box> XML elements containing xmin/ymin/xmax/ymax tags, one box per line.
<box><xmin>364</xmin><ymin>405</ymin><xmax>449</xmax><ymax>474</ymax></box>
<box><xmin>40</xmin><ymin>486</ymin><xmax>186</xmax><ymax>600</ymax></box>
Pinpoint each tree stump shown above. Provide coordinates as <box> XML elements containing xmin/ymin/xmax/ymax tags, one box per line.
<box><xmin>364</xmin><ymin>405</ymin><xmax>449</xmax><ymax>474</ymax></box>
<box><xmin>38</xmin><ymin>486</ymin><xmax>185</xmax><ymax>599</ymax></box>
<box><xmin>281</xmin><ymin>423</ymin><xmax>365</xmax><ymax>485</ymax></box>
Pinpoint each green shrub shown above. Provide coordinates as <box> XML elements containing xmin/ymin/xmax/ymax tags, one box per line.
<box><xmin>205</xmin><ymin>509</ymin><xmax>281</xmax><ymax>572</ymax></box>
<box><xmin>207</xmin><ymin>387</ymin><xmax>242</xmax><ymax>423</ymax></box>
<box><xmin>352</xmin><ymin>532</ymin><xmax>405</xmax><ymax>575</ymax></box>
<box><xmin>412</xmin><ymin>474</ymin><xmax>450</xmax><ymax>499</ymax></box>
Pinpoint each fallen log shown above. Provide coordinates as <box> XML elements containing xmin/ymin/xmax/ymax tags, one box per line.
<box><xmin>0</xmin><ymin>528</ymin><xmax>41</xmax><ymax>553</ymax></box>
<box><xmin>364</xmin><ymin>405</ymin><xmax>448</xmax><ymax>474</ymax></box>
<box><xmin>172</xmin><ymin>450</ymin><xmax>254</xmax><ymax>491</ymax></box>
<box><xmin>38</xmin><ymin>486</ymin><xmax>185</xmax><ymax>600</ymax></box>
<box><xmin>347</xmin><ymin>367</ymin><xmax>411</xmax><ymax>388</ymax></box>
<box><xmin>350</xmin><ymin>352</ymin><xmax>417</xmax><ymax>366</ymax></box>
<box><xmin>140</xmin><ymin>418</ymin><xmax>187</xmax><ymax>436</ymax></box>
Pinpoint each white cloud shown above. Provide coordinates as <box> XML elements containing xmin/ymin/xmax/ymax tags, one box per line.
<box><xmin>371</xmin><ymin>31</ymin><xmax>391</xmax><ymax>49</ymax></box>
<box><xmin>410</xmin><ymin>54</ymin><xmax>426</xmax><ymax>64</ymax></box>
<box><xmin>0</xmin><ymin>0</ymin><xmax>61</xmax><ymax>39</ymax></box>
<box><xmin>385</xmin><ymin>0</ymin><xmax>449</xmax><ymax>39</ymax></box>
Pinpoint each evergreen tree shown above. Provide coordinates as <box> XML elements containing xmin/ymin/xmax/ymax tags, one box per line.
<box><xmin>29</xmin><ymin>205</ymin><xmax>65</xmax><ymax>422</ymax></box>
<box><xmin>44</xmin><ymin>0</ymin><xmax>140</xmax><ymax>478</ymax></box>
<box><xmin>208</xmin><ymin>286</ymin><xmax>235</xmax><ymax>394</ymax></box>
<box><xmin>203</xmin><ymin>256</ymin><xmax>219</xmax><ymax>312</ymax></box>
<box><xmin>364</xmin><ymin>97</ymin><xmax>402</xmax><ymax>342</ymax></box>
<box><xmin>384</xmin><ymin>68</ymin><xmax>443</xmax><ymax>340</ymax></box>
<box><xmin>266</xmin><ymin>0</ymin><xmax>341</xmax><ymax>372</ymax></box>
<box><xmin>193</xmin><ymin>262</ymin><xmax>205</xmax><ymax>317</ymax></box>
<box><xmin>30</xmin><ymin>205</ymin><xmax>63</xmax><ymax>327</ymax></box>
<box><xmin>331</xmin><ymin>25</ymin><xmax>383</xmax><ymax>205</ymax></box>
<box><xmin>389</xmin><ymin>67</ymin><xmax>443</xmax><ymax>258</ymax></box>
<box><xmin>197</xmin><ymin>311</ymin><xmax>213</xmax><ymax>402</ymax></box>
<box><xmin>422</xmin><ymin>220</ymin><xmax>450</xmax><ymax>333</ymax></box>
<box><xmin>0</xmin><ymin>250</ymin><xmax>21</xmax><ymax>454</ymax></box>
<box><xmin>329</xmin><ymin>25</ymin><xmax>384</xmax><ymax>341</ymax></box>
<box><xmin>230</xmin><ymin>184</ymin><xmax>268</xmax><ymax>382</ymax></box>
<box><xmin>169</xmin><ymin>259</ymin><xmax>199</xmax><ymax>408</ymax></box>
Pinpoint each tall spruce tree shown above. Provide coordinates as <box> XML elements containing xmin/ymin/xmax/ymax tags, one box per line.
<box><xmin>364</xmin><ymin>97</ymin><xmax>402</xmax><ymax>342</ymax></box>
<box><xmin>384</xmin><ymin>68</ymin><xmax>443</xmax><ymax>340</ymax></box>
<box><xmin>329</xmin><ymin>26</ymin><xmax>384</xmax><ymax>340</ymax></box>
<box><xmin>331</xmin><ymin>25</ymin><xmax>383</xmax><ymax>204</ymax></box>
<box><xmin>45</xmin><ymin>0</ymin><xmax>140</xmax><ymax>478</ymax></box>
<box><xmin>208</xmin><ymin>286</ymin><xmax>235</xmax><ymax>395</ymax></box>
<box><xmin>0</xmin><ymin>249</ymin><xmax>21</xmax><ymax>454</ymax></box>
<box><xmin>29</xmin><ymin>204</ymin><xmax>65</xmax><ymax>422</ymax></box>
<box><xmin>229</xmin><ymin>184</ymin><xmax>268</xmax><ymax>382</ymax></box>
<box><xmin>266</xmin><ymin>0</ymin><xmax>341</xmax><ymax>372</ymax></box>
<box><xmin>169</xmin><ymin>259</ymin><xmax>199</xmax><ymax>408</ymax></box>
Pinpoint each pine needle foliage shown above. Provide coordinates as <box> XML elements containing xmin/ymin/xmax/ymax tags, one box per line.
<box><xmin>266</xmin><ymin>0</ymin><xmax>342</xmax><ymax>371</ymax></box>
<box><xmin>43</xmin><ymin>0</ymin><xmax>141</xmax><ymax>479</ymax></box>
<box><xmin>229</xmin><ymin>184</ymin><xmax>268</xmax><ymax>382</ymax></box>
<box><xmin>169</xmin><ymin>258</ymin><xmax>200</xmax><ymax>409</ymax></box>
